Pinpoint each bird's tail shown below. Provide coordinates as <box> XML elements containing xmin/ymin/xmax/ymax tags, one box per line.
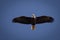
<box><xmin>31</xmin><ymin>25</ymin><xmax>35</xmax><ymax>30</ymax></box>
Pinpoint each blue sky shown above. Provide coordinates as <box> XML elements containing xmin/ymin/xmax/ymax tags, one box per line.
<box><xmin>0</xmin><ymin>0</ymin><xmax>60</xmax><ymax>40</ymax></box>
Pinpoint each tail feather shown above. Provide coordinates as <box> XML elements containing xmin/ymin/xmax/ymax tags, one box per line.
<box><xmin>31</xmin><ymin>25</ymin><xmax>35</xmax><ymax>30</ymax></box>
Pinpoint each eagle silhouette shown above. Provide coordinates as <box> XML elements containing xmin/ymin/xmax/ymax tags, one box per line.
<box><xmin>12</xmin><ymin>14</ymin><xmax>54</xmax><ymax>30</ymax></box>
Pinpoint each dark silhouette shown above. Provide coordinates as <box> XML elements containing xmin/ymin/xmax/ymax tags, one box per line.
<box><xmin>12</xmin><ymin>14</ymin><xmax>54</xmax><ymax>30</ymax></box>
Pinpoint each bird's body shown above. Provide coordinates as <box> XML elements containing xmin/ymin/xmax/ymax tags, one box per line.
<box><xmin>12</xmin><ymin>14</ymin><xmax>54</xmax><ymax>30</ymax></box>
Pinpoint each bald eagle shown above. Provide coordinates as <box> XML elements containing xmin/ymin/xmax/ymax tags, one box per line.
<box><xmin>12</xmin><ymin>14</ymin><xmax>54</xmax><ymax>30</ymax></box>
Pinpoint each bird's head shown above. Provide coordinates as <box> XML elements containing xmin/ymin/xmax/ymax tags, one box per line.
<box><xmin>32</xmin><ymin>14</ymin><xmax>36</xmax><ymax>18</ymax></box>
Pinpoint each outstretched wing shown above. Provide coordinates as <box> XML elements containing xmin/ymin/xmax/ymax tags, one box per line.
<box><xmin>12</xmin><ymin>16</ymin><xmax>32</xmax><ymax>24</ymax></box>
<box><xmin>36</xmin><ymin>16</ymin><xmax>54</xmax><ymax>24</ymax></box>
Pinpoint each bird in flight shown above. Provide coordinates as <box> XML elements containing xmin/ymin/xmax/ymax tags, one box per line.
<box><xmin>12</xmin><ymin>14</ymin><xmax>54</xmax><ymax>30</ymax></box>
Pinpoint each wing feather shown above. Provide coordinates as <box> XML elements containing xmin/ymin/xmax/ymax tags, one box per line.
<box><xmin>12</xmin><ymin>16</ymin><xmax>32</xmax><ymax>24</ymax></box>
<box><xmin>36</xmin><ymin>16</ymin><xmax>54</xmax><ymax>24</ymax></box>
